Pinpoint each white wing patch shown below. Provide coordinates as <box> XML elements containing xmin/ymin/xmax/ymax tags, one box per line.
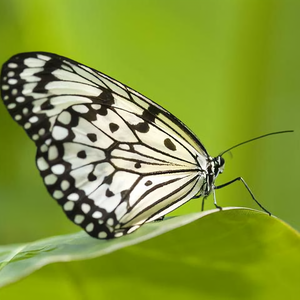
<box><xmin>1</xmin><ymin>52</ymin><xmax>210</xmax><ymax>239</ymax></box>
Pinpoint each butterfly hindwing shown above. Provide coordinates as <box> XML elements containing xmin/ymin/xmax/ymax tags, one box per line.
<box><xmin>1</xmin><ymin>52</ymin><xmax>208</xmax><ymax>238</ymax></box>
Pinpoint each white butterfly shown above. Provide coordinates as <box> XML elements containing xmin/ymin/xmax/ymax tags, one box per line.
<box><xmin>1</xmin><ymin>52</ymin><xmax>277</xmax><ymax>239</ymax></box>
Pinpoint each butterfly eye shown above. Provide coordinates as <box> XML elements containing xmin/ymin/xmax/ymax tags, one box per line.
<box><xmin>212</xmin><ymin>156</ymin><xmax>225</xmax><ymax>176</ymax></box>
<box><xmin>218</xmin><ymin>156</ymin><xmax>225</xmax><ymax>173</ymax></box>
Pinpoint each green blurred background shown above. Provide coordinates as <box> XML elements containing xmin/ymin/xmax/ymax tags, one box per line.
<box><xmin>0</xmin><ymin>0</ymin><xmax>299</xmax><ymax>245</ymax></box>
<box><xmin>0</xmin><ymin>0</ymin><xmax>299</xmax><ymax>250</ymax></box>
<box><xmin>0</xmin><ymin>0</ymin><xmax>299</xmax><ymax>298</ymax></box>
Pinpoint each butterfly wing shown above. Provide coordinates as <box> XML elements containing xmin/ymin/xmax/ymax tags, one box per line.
<box><xmin>1</xmin><ymin>52</ymin><xmax>208</xmax><ymax>238</ymax></box>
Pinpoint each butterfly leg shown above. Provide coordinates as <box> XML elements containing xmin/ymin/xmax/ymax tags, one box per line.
<box><xmin>154</xmin><ymin>216</ymin><xmax>165</xmax><ymax>222</ymax></box>
<box><xmin>212</xmin><ymin>190</ymin><xmax>222</xmax><ymax>210</ymax></box>
<box><xmin>198</xmin><ymin>195</ymin><xmax>221</xmax><ymax>211</ymax></box>
<box><xmin>201</xmin><ymin>196</ymin><xmax>207</xmax><ymax>211</ymax></box>
<box><xmin>201</xmin><ymin>196</ymin><xmax>205</xmax><ymax>211</ymax></box>
<box><xmin>192</xmin><ymin>194</ymin><xmax>207</xmax><ymax>211</ymax></box>
<box><xmin>214</xmin><ymin>177</ymin><xmax>271</xmax><ymax>215</ymax></box>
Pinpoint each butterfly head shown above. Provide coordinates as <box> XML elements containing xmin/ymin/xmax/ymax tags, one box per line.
<box><xmin>213</xmin><ymin>155</ymin><xmax>225</xmax><ymax>176</ymax></box>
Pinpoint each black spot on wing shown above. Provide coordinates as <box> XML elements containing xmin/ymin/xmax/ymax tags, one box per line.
<box><xmin>142</xmin><ymin>109</ymin><xmax>155</xmax><ymax>123</ymax></box>
<box><xmin>132</xmin><ymin>122</ymin><xmax>150</xmax><ymax>133</ymax></box>
<box><xmin>40</xmin><ymin>101</ymin><xmax>54</xmax><ymax>111</ymax></box>
<box><xmin>120</xmin><ymin>189</ymin><xmax>130</xmax><ymax>202</ymax></box>
<box><xmin>87</xmin><ymin>133</ymin><xmax>97</xmax><ymax>142</ymax></box>
<box><xmin>145</xmin><ymin>180</ymin><xmax>152</xmax><ymax>186</ymax></box>
<box><xmin>131</xmin><ymin>105</ymin><xmax>161</xmax><ymax>133</ymax></box>
<box><xmin>164</xmin><ymin>138</ymin><xmax>176</xmax><ymax>151</ymax></box>
<box><xmin>148</xmin><ymin>105</ymin><xmax>160</xmax><ymax>115</ymax></box>
<box><xmin>88</xmin><ymin>173</ymin><xmax>97</xmax><ymax>181</ymax></box>
<box><xmin>77</xmin><ymin>150</ymin><xmax>87</xmax><ymax>159</ymax></box>
<box><xmin>103</xmin><ymin>173</ymin><xmax>114</xmax><ymax>184</ymax></box>
<box><xmin>142</xmin><ymin>104</ymin><xmax>160</xmax><ymax>123</ymax></box>
<box><xmin>134</xmin><ymin>162</ymin><xmax>141</xmax><ymax>169</ymax></box>
<box><xmin>109</xmin><ymin>123</ymin><xmax>119</xmax><ymax>133</ymax></box>
<box><xmin>106</xmin><ymin>189</ymin><xmax>114</xmax><ymax>197</ymax></box>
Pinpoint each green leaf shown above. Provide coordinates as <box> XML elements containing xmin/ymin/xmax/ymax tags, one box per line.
<box><xmin>0</xmin><ymin>207</ymin><xmax>299</xmax><ymax>300</ymax></box>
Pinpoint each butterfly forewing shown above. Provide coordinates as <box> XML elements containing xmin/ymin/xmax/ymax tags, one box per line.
<box><xmin>1</xmin><ymin>52</ymin><xmax>208</xmax><ymax>238</ymax></box>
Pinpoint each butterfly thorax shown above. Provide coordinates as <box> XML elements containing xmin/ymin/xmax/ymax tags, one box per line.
<box><xmin>202</xmin><ymin>155</ymin><xmax>225</xmax><ymax>197</ymax></box>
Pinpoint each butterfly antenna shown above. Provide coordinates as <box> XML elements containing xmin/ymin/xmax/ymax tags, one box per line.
<box><xmin>219</xmin><ymin>130</ymin><xmax>294</xmax><ymax>157</ymax></box>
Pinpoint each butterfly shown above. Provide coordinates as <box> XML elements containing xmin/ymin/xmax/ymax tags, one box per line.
<box><xmin>1</xmin><ymin>52</ymin><xmax>279</xmax><ymax>239</ymax></box>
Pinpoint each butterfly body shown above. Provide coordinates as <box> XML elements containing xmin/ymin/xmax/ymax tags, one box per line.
<box><xmin>1</xmin><ymin>53</ymin><xmax>224</xmax><ymax>239</ymax></box>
